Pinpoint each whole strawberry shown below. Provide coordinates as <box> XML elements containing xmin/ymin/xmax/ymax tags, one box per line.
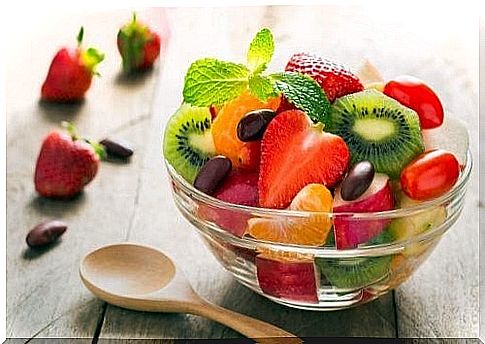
<box><xmin>34</xmin><ymin>123</ymin><xmax>105</xmax><ymax>198</ymax></box>
<box><xmin>41</xmin><ymin>27</ymin><xmax>104</xmax><ymax>103</ymax></box>
<box><xmin>117</xmin><ymin>13</ymin><xmax>161</xmax><ymax>72</ymax></box>
<box><xmin>285</xmin><ymin>52</ymin><xmax>364</xmax><ymax>103</ymax></box>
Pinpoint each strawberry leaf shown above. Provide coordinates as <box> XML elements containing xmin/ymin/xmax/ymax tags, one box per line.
<box><xmin>77</xmin><ymin>27</ymin><xmax>84</xmax><ymax>46</ymax></box>
<box><xmin>82</xmin><ymin>48</ymin><xmax>105</xmax><ymax>74</ymax></box>
<box><xmin>271</xmin><ymin>72</ymin><xmax>331</xmax><ymax>125</ymax></box>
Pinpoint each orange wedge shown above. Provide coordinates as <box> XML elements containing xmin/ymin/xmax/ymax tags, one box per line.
<box><xmin>247</xmin><ymin>184</ymin><xmax>333</xmax><ymax>246</ymax></box>
<box><xmin>212</xmin><ymin>91</ymin><xmax>280</xmax><ymax>170</ymax></box>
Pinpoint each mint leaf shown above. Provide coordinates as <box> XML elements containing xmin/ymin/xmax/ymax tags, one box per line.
<box><xmin>247</xmin><ymin>28</ymin><xmax>274</xmax><ymax>73</ymax></box>
<box><xmin>271</xmin><ymin>72</ymin><xmax>331</xmax><ymax>125</ymax></box>
<box><xmin>183</xmin><ymin>58</ymin><xmax>250</xmax><ymax>106</ymax></box>
<box><xmin>248</xmin><ymin>74</ymin><xmax>278</xmax><ymax>102</ymax></box>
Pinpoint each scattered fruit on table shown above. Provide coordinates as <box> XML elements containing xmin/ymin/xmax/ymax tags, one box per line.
<box><xmin>237</xmin><ymin>109</ymin><xmax>276</xmax><ymax>142</ymax></box>
<box><xmin>26</xmin><ymin>220</ymin><xmax>68</xmax><ymax>248</ymax></box>
<box><xmin>163</xmin><ymin>103</ymin><xmax>215</xmax><ymax>183</ymax></box>
<box><xmin>256</xmin><ymin>250</ymin><xmax>318</xmax><ymax>303</ymax></box>
<box><xmin>99</xmin><ymin>138</ymin><xmax>134</xmax><ymax>159</ymax></box>
<box><xmin>285</xmin><ymin>52</ymin><xmax>364</xmax><ymax>103</ymax></box>
<box><xmin>193</xmin><ymin>156</ymin><xmax>232</xmax><ymax>195</ymax></box>
<box><xmin>333</xmin><ymin>173</ymin><xmax>394</xmax><ymax>249</ymax></box>
<box><xmin>247</xmin><ymin>183</ymin><xmax>333</xmax><ymax>246</ymax></box>
<box><xmin>259</xmin><ymin>110</ymin><xmax>349</xmax><ymax>208</ymax></box>
<box><xmin>41</xmin><ymin>27</ymin><xmax>104</xmax><ymax>102</ymax></box>
<box><xmin>117</xmin><ymin>13</ymin><xmax>161</xmax><ymax>72</ymax></box>
<box><xmin>400</xmin><ymin>149</ymin><xmax>460</xmax><ymax>201</ymax></box>
<box><xmin>328</xmin><ymin>89</ymin><xmax>425</xmax><ymax>179</ymax></box>
<box><xmin>316</xmin><ymin>230</ymin><xmax>393</xmax><ymax>289</ymax></box>
<box><xmin>340</xmin><ymin>160</ymin><xmax>375</xmax><ymax>201</ymax></box>
<box><xmin>423</xmin><ymin>115</ymin><xmax>469</xmax><ymax>166</ymax></box>
<box><xmin>383</xmin><ymin>75</ymin><xmax>444</xmax><ymax>129</ymax></box>
<box><xmin>34</xmin><ymin>122</ymin><xmax>104</xmax><ymax>198</ymax></box>
<box><xmin>212</xmin><ymin>91</ymin><xmax>280</xmax><ymax>170</ymax></box>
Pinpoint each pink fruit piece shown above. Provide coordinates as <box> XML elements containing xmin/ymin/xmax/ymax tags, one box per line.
<box><xmin>333</xmin><ymin>173</ymin><xmax>394</xmax><ymax>249</ymax></box>
<box><xmin>256</xmin><ymin>252</ymin><xmax>319</xmax><ymax>303</ymax></box>
<box><xmin>199</xmin><ymin>169</ymin><xmax>258</xmax><ymax>237</ymax></box>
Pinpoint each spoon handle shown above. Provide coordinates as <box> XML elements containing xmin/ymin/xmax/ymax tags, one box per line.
<box><xmin>189</xmin><ymin>299</ymin><xmax>301</xmax><ymax>342</ymax></box>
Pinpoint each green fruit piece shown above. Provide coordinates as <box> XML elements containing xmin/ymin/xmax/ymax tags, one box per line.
<box><xmin>328</xmin><ymin>89</ymin><xmax>424</xmax><ymax>179</ymax></box>
<box><xmin>316</xmin><ymin>230</ymin><xmax>393</xmax><ymax>289</ymax></box>
<box><xmin>163</xmin><ymin>103</ymin><xmax>215</xmax><ymax>183</ymax></box>
<box><xmin>387</xmin><ymin>189</ymin><xmax>446</xmax><ymax>255</ymax></box>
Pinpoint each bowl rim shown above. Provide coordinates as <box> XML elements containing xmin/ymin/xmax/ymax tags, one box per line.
<box><xmin>165</xmin><ymin>149</ymin><xmax>472</xmax><ymax>257</ymax></box>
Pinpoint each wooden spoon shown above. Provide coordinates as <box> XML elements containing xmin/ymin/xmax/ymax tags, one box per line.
<box><xmin>79</xmin><ymin>243</ymin><xmax>300</xmax><ymax>342</ymax></box>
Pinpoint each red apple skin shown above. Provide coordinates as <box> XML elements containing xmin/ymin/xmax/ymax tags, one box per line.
<box><xmin>198</xmin><ymin>170</ymin><xmax>258</xmax><ymax>237</ymax></box>
<box><xmin>256</xmin><ymin>255</ymin><xmax>319</xmax><ymax>303</ymax></box>
<box><xmin>333</xmin><ymin>174</ymin><xmax>394</xmax><ymax>249</ymax></box>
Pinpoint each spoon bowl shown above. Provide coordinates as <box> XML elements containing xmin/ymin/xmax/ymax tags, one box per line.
<box><xmin>80</xmin><ymin>242</ymin><xmax>300</xmax><ymax>342</ymax></box>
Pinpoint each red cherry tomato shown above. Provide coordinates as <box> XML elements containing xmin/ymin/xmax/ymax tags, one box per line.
<box><xmin>400</xmin><ymin>149</ymin><xmax>460</xmax><ymax>201</ymax></box>
<box><xmin>384</xmin><ymin>75</ymin><xmax>444</xmax><ymax>129</ymax></box>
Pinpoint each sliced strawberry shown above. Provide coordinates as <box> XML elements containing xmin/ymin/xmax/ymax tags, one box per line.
<box><xmin>258</xmin><ymin>110</ymin><xmax>350</xmax><ymax>209</ymax></box>
<box><xmin>285</xmin><ymin>52</ymin><xmax>364</xmax><ymax>103</ymax></box>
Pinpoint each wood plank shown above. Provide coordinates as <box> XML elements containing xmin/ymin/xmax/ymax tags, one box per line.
<box><xmin>99</xmin><ymin>6</ymin><xmax>397</xmax><ymax>339</ymax></box>
<box><xmin>6</xmin><ymin>8</ymin><xmax>166</xmax><ymax>339</ymax></box>
<box><xmin>390</xmin><ymin>14</ymin><xmax>480</xmax><ymax>338</ymax></box>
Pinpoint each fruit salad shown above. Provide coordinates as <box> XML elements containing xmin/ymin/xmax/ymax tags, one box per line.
<box><xmin>163</xmin><ymin>29</ymin><xmax>469</xmax><ymax>305</ymax></box>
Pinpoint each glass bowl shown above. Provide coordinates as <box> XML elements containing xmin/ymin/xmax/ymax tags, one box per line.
<box><xmin>164</xmin><ymin>151</ymin><xmax>472</xmax><ymax>311</ymax></box>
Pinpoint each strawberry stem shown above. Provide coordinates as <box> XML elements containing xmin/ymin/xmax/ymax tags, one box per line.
<box><xmin>87</xmin><ymin>140</ymin><xmax>107</xmax><ymax>160</ymax></box>
<box><xmin>62</xmin><ymin>121</ymin><xmax>79</xmax><ymax>141</ymax></box>
<box><xmin>132</xmin><ymin>12</ymin><xmax>137</xmax><ymax>24</ymax></box>
<box><xmin>77</xmin><ymin>27</ymin><xmax>84</xmax><ymax>47</ymax></box>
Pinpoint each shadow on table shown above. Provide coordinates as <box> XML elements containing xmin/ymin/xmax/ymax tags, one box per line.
<box><xmin>28</xmin><ymin>193</ymin><xmax>88</xmax><ymax>218</ymax></box>
<box><xmin>37</xmin><ymin>99</ymin><xmax>85</xmax><ymax>124</ymax></box>
<box><xmin>114</xmin><ymin>67</ymin><xmax>155</xmax><ymax>87</ymax></box>
<box><xmin>22</xmin><ymin>240</ymin><xmax>63</xmax><ymax>260</ymax></box>
<box><xmin>217</xmin><ymin>279</ymin><xmax>396</xmax><ymax>338</ymax></box>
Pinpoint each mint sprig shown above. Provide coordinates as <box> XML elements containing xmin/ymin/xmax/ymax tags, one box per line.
<box><xmin>248</xmin><ymin>74</ymin><xmax>278</xmax><ymax>102</ymax></box>
<box><xmin>183</xmin><ymin>58</ymin><xmax>250</xmax><ymax>107</ymax></box>
<box><xmin>247</xmin><ymin>28</ymin><xmax>274</xmax><ymax>73</ymax></box>
<box><xmin>181</xmin><ymin>28</ymin><xmax>331</xmax><ymax>125</ymax></box>
<box><xmin>271</xmin><ymin>72</ymin><xmax>330</xmax><ymax>125</ymax></box>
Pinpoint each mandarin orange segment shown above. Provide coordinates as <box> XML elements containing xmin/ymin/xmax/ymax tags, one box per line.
<box><xmin>247</xmin><ymin>184</ymin><xmax>333</xmax><ymax>246</ymax></box>
<box><xmin>212</xmin><ymin>91</ymin><xmax>280</xmax><ymax>169</ymax></box>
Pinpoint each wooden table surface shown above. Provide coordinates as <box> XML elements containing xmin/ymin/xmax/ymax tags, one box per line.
<box><xmin>6</xmin><ymin>6</ymin><xmax>480</xmax><ymax>341</ymax></box>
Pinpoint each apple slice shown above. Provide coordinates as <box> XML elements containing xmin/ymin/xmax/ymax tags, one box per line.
<box><xmin>198</xmin><ymin>169</ymin><xmax>258</xmax><ymax>237</ymax></box>
<box><xmin>256</xmin><ymin>252</ymin><xmax>319</xmax><ymax>303</ymax></box>
<box><xmin>333</xmin><ymin>173</ymin><xmax>394</xmax><ymax>249</ymax></box>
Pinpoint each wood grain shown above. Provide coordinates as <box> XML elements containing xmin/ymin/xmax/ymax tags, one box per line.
<box><xmin>98</xmin><ymin>6</ymin><xmax>396</xmax><ymax>339</ymax></box>
<box><xmin>6</xmin><ymin>8</ymin><xmax>166</xmax><ymax>339</ymax></box>
<box><xmin>6</xmin><ymin>5</ymin><xmax>479</xmax><ymax>341</ymax></box>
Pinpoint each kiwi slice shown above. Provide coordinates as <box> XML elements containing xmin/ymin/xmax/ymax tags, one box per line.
<box><xmin>316</xmin><ymin>230</ymin><xmax>393</xmax><ymax>290</ymax></box>
<box><xmin>163</xmin><ymin>103</ymin><xmax>215</xmax><ymax>183</ymax></box>
<box><xmin>328</xmin><ymin>89</ymin><xmax>424</xmax><ymax>179</ymax></box>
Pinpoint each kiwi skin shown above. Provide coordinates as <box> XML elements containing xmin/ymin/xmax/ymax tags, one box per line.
<box><xmin>328</xmin><ymin>90</ymin><xmax>424</xmax><ymax>179</ymax></box>
<box><xmin>316</xmin><ymin>230</ymin><xmax>393</xmax><ymax>290</ymax></box>
<box><xmin>163</xmin><ymin>103</ymin><xmax>216</xmax><ymax>183</ymax></box>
